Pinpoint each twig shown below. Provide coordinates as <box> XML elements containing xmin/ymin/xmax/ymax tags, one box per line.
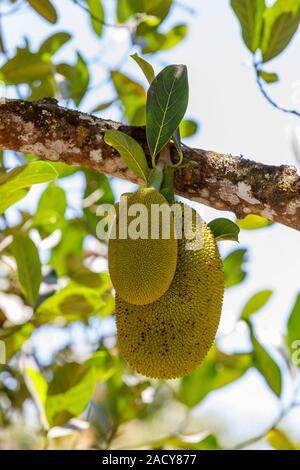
<box><xmin>72</xmin><ymin>0</ymin><xmax>133</xmax><ymax>29</ymax></box>
<box><xmin>254</xmin><ymin>62</ymin><xmax>300</xmax><ymax>118</ymax></box>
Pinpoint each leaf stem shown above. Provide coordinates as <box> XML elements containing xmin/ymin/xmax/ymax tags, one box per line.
<box><xmin>148</xmin><ymin>161</ymin><xmax>164</xmax><ymax>191</ymax></box>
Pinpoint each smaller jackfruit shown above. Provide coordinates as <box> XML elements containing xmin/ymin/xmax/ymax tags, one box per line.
<box><xmin>108</xmin><ymin>188</ymin><xmax>178</xmax><ymax>305</ymax></box>
<box><xmin>116</xmin><ymin>205</ymin><xmax>224</xmax><ymax>379</ymax></box>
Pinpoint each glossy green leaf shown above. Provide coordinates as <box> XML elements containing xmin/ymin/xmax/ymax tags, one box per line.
<box><xmin>131</xmin><ymin>52</ymin><xmax>155</xmax><ymax>84</ymax></box>
<box><xmin>12</xmin><ymin>234</ymin><xmax>42</xmax><ymax>306</ymax></box>
<box><xmin>262</xmin><ymin>0</ymin><xmax>300</xmax><ymax>62</ymax></box>
<box><xmin>39</xmin><ymin>32</ymin><xmax>71</xmax><ymax>55</ymax></box>
<box><xmin>146</xmin><ymin>64</ymin><xmax>189</xmax><ymax>161</ymax></box>
<box><xmin>237</xmin><ymin>213</ymin><xmax>273</xmax><ymax>229</ymax></box>
<box><xmin>28</xmin><ymin>0</ymin><xmax>58</xmax><ymax>24</ymax></box>
<box><xmin>105</xmin><ymin>129</ymin><xmax>149</xmax><ymax>182</ymax></box>
<box><xmin>208</xmin><ymin>218</ymin><xmax>240</xmax><ymax>242</ymax></box>
<box><xmin>241</xmin><ymin>290</ymin><xmax>273</xmax><ymax>320</ymax></box>
<box><xmin>86</xmin><ymin>0</ymin><xmax>104</xmax><ymax>36</ymax></box>
<box><xmin>223</xmin><ymin>248</ymin><xmax>248</xmax><ymax>288</ymax></box>
<box><xmin>179</xmin><ymin>119</ymin><xmax>199</xmax><ymax>138</ymax></box>
<box><xmin>286</xmin><ymin>293</ymin><xmax>300</xmax><ymax>355</ymax></box>
<box><xmin>231</xmin><ymin>0</ymin><xmax>266</xmax><ymax>52</ymax></box>
<box><xmin>258</xmin><ymin>70</ymin><xmax>279</xmax><ymax>83</ymax></box>
<box><xmin>179</xmin><ymin>347</ymin><xmax>252</xmax><ymax>407</ymax></box>
<box><xmin>249</xmin><ymin>325</ymin><xmax>282</xmax><ymax>397</ymax></box>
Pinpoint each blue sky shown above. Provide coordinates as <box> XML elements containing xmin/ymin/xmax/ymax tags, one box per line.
<box><xmin>2</xmin><ymin>0</ymin><xmax>300</xmax><ymax>447</ymax></box>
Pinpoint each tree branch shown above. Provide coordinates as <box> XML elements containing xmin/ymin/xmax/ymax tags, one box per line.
<box><xmin>0</xmin><ymin>98</ymin><xmax>299</xmax><ymax>231</ymax></box>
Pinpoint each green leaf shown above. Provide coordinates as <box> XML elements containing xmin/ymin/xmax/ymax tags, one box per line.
<box><xmin>249</xmin><ymin>325</ymin><xmax>282</xmax><ymax>397</ymax></box>
<box><xmin>141</xmin><ymin>24</ymin><xmax>188</xmax><ymax>54</ymax></box>
<box><xmin>39</xmin><ymin>32</ymin><xmax>71</xmax><ymax>55</ymax></box>
<box><xmin>223</xmin><ymin>248</ymin><xmax>248</xmax><ymax>288</ymax></box>
<box><xmin>231</xmin><ymin>0</ymin><xmax>266</xmax><ymax>52</ymax></box>
<box><xmin>241</xmin><ymin>290</ymin><xmax>273</xmax><ymax>320</ymax></box>
<box><xmin>0</xmin><ymin>161</ymin><xmax>58</xmax><ymax>188</ymax></box>
<box><xmin>67</xmin><ymin>257</ymin><xmax>110</xmax><ymax>289</ymax></box>
<box><xmin>0</xmin><ymin>47</ymin><xmax>52</xmax><ymax>85</ymax></box>
<box><xmin>146</xmin><ymin>64</ymin><xmax>189</xmax><ymax>161</ymax></box>
<box><xmin>179</xmin><ymin>347</ymin><xmax>251</xmax><ymax>407</ymax></box>
<box><xmin>12</xmin><ymin>234</ymin><xmax>42</xmax><ymax>306</ymax></box>
<box><xmin>0</xmin><ymin>161</ymin><xmax>59</xmax><ymax>213</ymax></box>
<box><xmin>49</xmin><ymin>162</ymin><xmax>78</xmax><ymax>178</ymax></box>
<box><xmin>131</xmin><ymin>52</ymin><xmax>155</xmax><ymax>84</ymax></box>
<box><xmin>172</xmin><ymin>127</ymin><xmax>183</xmax><ymax>164</ymax></box>
<box><xmin>83</xmin><ymin>169</ymin><xmax>114</xmax><ymax>235</ymax></box>
<box><xmin>237</xmin><ymin>213</ymin><xmax>273</xmax><ymax>229</ymax></box>
<box><xmin>286</xmin><ymin>293</ymin><xmax>300</xmax><ymax>355</ymax></box>
<box><xmin>25</xmin><ymin>353</ymin><xmax>114</xmax><ymax>428</ymax></box>
<box><xmin>208</xmin><ymin>218</ymin><xmax>240</xmax><ymax>242</ymax></box>
<box><xmin>0</xmin><ymin>189</ymin><xmax>28</xmax><ymax>214</ymax></box>
<box><xmin>91</xmin><ymin>100</ymin><xmax>116</xmax><ymax>113</ymax></box>
<box><xmin>262</xmin><ymin>0</ymin><xmax>300</xmax><ymax>62</ymax></box>
<box><xmin>111</xmin><ymin>70</ymin><xmax>146</xmax><ymax>125</ymax></box>
<box><xmin>159</xmin><ymin>24</ymin><xmax>188</xmax><ymax>50</ymax></box>
<box><xmin>179</xmin><ymin>119</ymin><xmax>199</xmax><ymax>138</ymax></box>
<box><xmin>29</xmin><ymin>75</ymin><xmax>57</xmax><ymax>100</ymax></box>
<box><xmin>34</xmin><ymin>183</ymin><xmax>66</xmax><ymax>234</ymax></box>
<box><xmin>267</xmin><ymin>429</ymin><xmax>296</xmax><ymax>450</ymax></box>
<box><xmin>117</xmin><ymin>0</ymin><xmax>133</xmax><ymax>22</ymax></box>
<box><xmin>104</xmin><ymin>129</ymin><xmax>149</xmax><ymax>182</ymax></box>
<box><xmin>258</xmin><ymin>70</ymin><xmax>279</xmax><ymax>83</ymax></box>
<box><xmin>49</xmin><ymin>221</ymin><xmax>86</xmax><ymax>276</ymax></box>
<box><xmin>24</xmin><ymin>368</ymin><xmax>48</xmax><ymax>428</ymax></box>
<box><xmin>3</xmin><ymin>324</ymin><xmax>34</xmax><ymax>360</ymax></box>
<box><xmin>117</xmin><ymin>0</ymin><xmax>172</xmax><ymax>23</ymax></box>
<box><xmin>57</xmin><ymin>52</ymin><xmax>90</xmax><ymax>105</ymax></box>
<box><xmin>86</xmin><ymin>0</ymin><xmax>104</xmax><ymax>36</ymax></box>
<box><xmin>28</xmin><ymin>0</ymin><xmax>58</xmax><ymax>24</ymax></box>
<box><xmin>36</xmin><ymin>280</ymin><xmax>112</xmax><ymax>324</ymax></box>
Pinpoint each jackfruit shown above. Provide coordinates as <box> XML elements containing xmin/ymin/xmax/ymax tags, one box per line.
<box><xmin>108</xmin><ymin>188</ymin><xmax>178</xmax><ymax>305</ymax></box>
<box><xmin>116</xmin><ymin>205</ymin><xmax>224</xmax><ymax>379</ymax></box>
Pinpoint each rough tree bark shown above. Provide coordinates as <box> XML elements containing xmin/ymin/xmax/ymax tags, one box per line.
<box><xmin>0</xmin><ymin>98</ymin><xmax>299</xmax><ymax>231</ymax></box>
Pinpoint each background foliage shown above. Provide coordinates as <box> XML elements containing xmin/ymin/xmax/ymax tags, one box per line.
<box><xmin>0</xmin><ymin>0</ymin><xmax>299</xmax><ymax>450</ymax></box>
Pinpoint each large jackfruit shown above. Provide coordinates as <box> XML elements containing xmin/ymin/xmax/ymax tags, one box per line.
<box><xmin>108</xmin><ymin>188</ymin><xmax>178</xmax><ymax>305</ymax></box>
<box><xmin>116</xmin><ymin>205</ymin><xmax>224</xmax><ymax>379</ymax></box>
